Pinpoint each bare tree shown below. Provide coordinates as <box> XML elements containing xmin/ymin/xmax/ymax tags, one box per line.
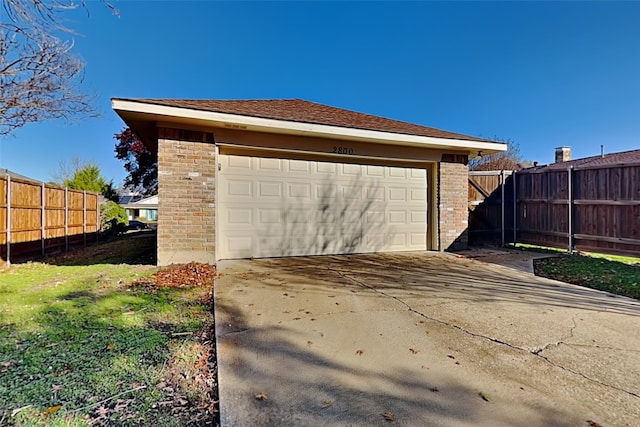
<box><xmin>469</xmin><ymin>138</ymin><xmax>528</xmax><ymax>171</ymax></box>
<box><xmin>0</xmin><ymin>0</ymin><xmax>115</xmax><ymax>136</ymax></box>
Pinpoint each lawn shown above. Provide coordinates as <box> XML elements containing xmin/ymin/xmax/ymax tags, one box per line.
<box><xmin>0</xmin><ymin>233</ymin><xmax>218</xmax><ymax>426</ymax></box>
<box><xmin>534</xmin><ymin>252</ymin><xmax>640</xmax><ymax>300</ymax></box>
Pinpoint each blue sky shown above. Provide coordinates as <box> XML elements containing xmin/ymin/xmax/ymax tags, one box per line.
<box><xmin>1</xmin><ymin>1</ymin><xmax>639</xmax><ymax>185</ymax></box>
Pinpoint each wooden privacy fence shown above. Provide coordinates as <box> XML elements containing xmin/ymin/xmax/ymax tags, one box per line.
<box><xmin>469</xmin><ymin>162</ymin><xmax>640</xmax><ymax>257</ymax></box>
<box><xmin>468</xmin><ymin>170</ymin><xmax>515</xmax><ymax>246</ymax></box>
<box><xmin>0</xmin><ymin>176</ymin><xmax>100</xmax><ymax>266</ymax></box>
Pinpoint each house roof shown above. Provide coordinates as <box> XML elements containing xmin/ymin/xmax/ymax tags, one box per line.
<box><xmin>537</xmin><ymin>148</ymin><xmax>640</xmax><ymax>170</ymax></box>
<box><xmin>0</xmin><ymin>168</ymin><xmax>40</xmax><ymax>182</ymax></box>
<box><xmin>119</xmin><ymin>98</ymin><xmax>493</xmax><ymax>143</ymax></box>
<box><xmin>112</xmin><ymin>98</ymin><xmax>507</xmax><ymax>155</ymax></box>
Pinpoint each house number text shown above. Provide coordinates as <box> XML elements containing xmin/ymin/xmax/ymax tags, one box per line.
<box><xmin>332</xmin><ymin>146</ymin><xmax>355</xmax><ymax>155</ymax></box>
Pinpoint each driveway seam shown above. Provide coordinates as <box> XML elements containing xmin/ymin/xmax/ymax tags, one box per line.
<box><xmin>338</xmin><ymin>271</ymin><xmax>640</xmax><ymax>401</ymax></box>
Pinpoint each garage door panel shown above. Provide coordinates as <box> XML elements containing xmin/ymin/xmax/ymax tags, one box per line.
<box><xmin>341</xmin><ymin>163</ymin><xmax>362</xmax><ymax>176</ymax></box>
<box><xmin>257</xmin><ymin>158</ymin><xmax>283</xmax><ymax>171</ymax></box>
<box><xmin>258</xmin><ymin>181</ymin><xmax>282</xmax><ymax>198</ymax></box>
<box><xmin>226</xmin><ymin>236</ymin><xmax>252</xmax><ymax>254</ymax></box>
<box><xmin>315</xmin><ymin>183</ymin><xmax>337</xmax><ymax>199</ymax></box>
<box><xmin>219</xmin><ymin>155</ymin><xmax>427</xmax><ymax>259</ymax></box>
<box><xmin>410</xmin><ymin>233</ymin><xmax>426</xmax><ymax>246</ymax></box>
<box><xmin>289</xmin><ymin>159</ymin><xmax>311</xmax><ymax>173</ymax></box>
<box><xmin>388</xmin><ymin>233</ymin><xmax>407</xmax><ymax>247</ymax></box>
<box><xmin>388</xmin><ymin>187</ymin><xmax>407</xmax><ymax>201</ymax></box>
<box><xmin>388</xmin><ymin>210</ymin><xmax>407</xmax><ymax>224</ymax></box>
<box><xmin>227</xmin><ymin>208</ymin><xmax>253</xmax><ymax>225</ymax></box>
<box><xmin>317</xmin><ymin>162</ymin><xmax>337</xmax><ymax>174</ymax></box>
<box><xmin>410</xmin><ymin>188</ymin><xmax>426</xmax><ymax>201</ymax></box>
<box><xmin>288</xmin><ymin>183</ymin><xmax>312</xmax><ymax>198</ymax></box>
<box><xmin>258</xmin><ymin>209</ymin><xmax>281</xmax><ymax>224</ymax></box>
<box><xmin>226</xmin><ymin>180</ymin><xmax>253</xmax><ymax>197</ymax></box>
<box><xmin>411</xmin><ymin>210</ymin><xmax>426</xmax><ymax>223</ymax></box>
<box><xmin>365</xmin><ymin>165</ymin><xmax>385</xmax><ymax>177</ymax></box>
<box><xmin>227</xmin><ymin>155</ymin><xmax>253</xmax><ymax>170</ymax></box>
<box><xmin>366</xmin><ymin>186</ymin><xmax>385</xmax><ymax>201</ymax></box>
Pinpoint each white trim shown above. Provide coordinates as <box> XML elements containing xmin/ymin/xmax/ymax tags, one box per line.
<box><xmin>112</xmin><ymin>99</ymin><xmax>507</xmax><ymax>153</ymax></box>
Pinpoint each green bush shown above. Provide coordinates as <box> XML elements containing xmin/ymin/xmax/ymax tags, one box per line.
<box><xmin>100</xmin><ymin>201</ymin><xmax>128</xmax><ymax>237</ymax></box>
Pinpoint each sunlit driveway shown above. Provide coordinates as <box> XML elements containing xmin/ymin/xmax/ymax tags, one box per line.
<box><xmin>214</xmin><ymin>252</ymin><xmax>640</xmax><ymax>427</ymax></box>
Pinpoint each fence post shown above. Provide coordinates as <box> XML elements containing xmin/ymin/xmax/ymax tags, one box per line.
<box><xmin>41</xmin><ymin>182</ymin><xmax>46</xmax><ymax>257</ymax></box>
<box><xmin>64</xmin><ymin>187</ymin><xmax>69</xmax><ymax>252</ymax></box>
<box><xmin>83</xmin><ymin>191</ymin><xmax>87</xmax><ymax>247</ymax></box>
<box><xmin>6</xmin><ymin>175</ymin><xmax>10</xmax><ymax>266</ymax></box>
<box><xmin>501</xmin><ymin>170</ymin><xmax>506</xmax><ymax>246</ymax></box>
<box><xmin>96</xmin><ymin>199</ymin><xmax>100</xmax><ymax>242</ymax></box>
<box><xmin>567</xmin><ymin>167</ymin><xmax>573</xmax><ymax>253</ymax></box>
<box><xmin>512</xmin><ymin>171</ymin><xmax>517</xmax><ymax>245</ymax></box>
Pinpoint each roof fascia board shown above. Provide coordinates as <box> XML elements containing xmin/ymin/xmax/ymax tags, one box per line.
<box><xmin>112</xmin><ymin>99</ymin><xmax>507</xmax><ymax>153</ymax></box>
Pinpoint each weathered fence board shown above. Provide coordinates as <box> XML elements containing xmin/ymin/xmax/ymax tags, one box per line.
<box><xmin>0</xmin><ymin>176</ymin><xmax>100</xmax><ymax>265</ymax></box>
<box><xmin>470</xmin><ymin>162</ymin><xmax>640</xmax><ymax>257</ymax></box>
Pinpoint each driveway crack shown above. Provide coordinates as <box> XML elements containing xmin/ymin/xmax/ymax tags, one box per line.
<box><xmin>338</xmin><ymin>272</ymin><xmax>640</xmax><ymax>401</ymax></box>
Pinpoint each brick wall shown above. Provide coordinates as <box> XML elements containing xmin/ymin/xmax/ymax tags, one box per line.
<box><xmin>157</xmin><ymin>133</ymin><xmax>216</xmax><ymax>265</ymax></box>
<box><xmin>438</xmin><ymin>161</ymin><xmax>468</xmax><ymax>251</ymax></box>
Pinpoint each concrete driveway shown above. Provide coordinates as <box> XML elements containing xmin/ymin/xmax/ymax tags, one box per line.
<box><xmin>214</xmin><ymin>252</ymin><xmax>640</xmax><ymax>426</ymax></box>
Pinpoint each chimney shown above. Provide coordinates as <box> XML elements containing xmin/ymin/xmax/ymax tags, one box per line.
<box><xmin>555</xmin><ymin>146</ymin><xmax>571</xmax><ymax>163</ymax></box>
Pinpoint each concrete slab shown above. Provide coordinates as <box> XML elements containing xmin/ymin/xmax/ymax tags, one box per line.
<box><xmin>453</xmin><ymin>246</ymin><xmax>557</xmax><ymax>274</ymax></box>
<box><xmin>214</xmin><ymin>252</ymin><xmax>640</xmax><ymax>426</ymax></box>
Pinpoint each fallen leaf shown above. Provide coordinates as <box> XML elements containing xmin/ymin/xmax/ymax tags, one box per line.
<box><xmin>321</xmin><ymin>400</ymin><xmax>333</xmax><ymax>408</ymax></box>
<box><xmin>42</xmin><ymin>405</ymin><xmax>61</xmax><ymax>417</ymax></box>
<box><xmin>106</xmin><ymin>343</ymin><xmax>115</xmax><ymax>351</ymax></box>
<box><xmin>382</xmin><ymin>411</ymin><xmax>395</xmax><ymax>421</ymax></box>
<box><xmin>255</xmin><ymin>392</ymin><xmax>268</xmax><ymax>401</ymax></box>
<box><xmin>478</xmin><ymin>392</ymin><xmax>490</xmax><ymax>402</ymax></box>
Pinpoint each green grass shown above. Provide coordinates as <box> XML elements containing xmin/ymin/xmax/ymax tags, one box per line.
<box><xmin>534</xmin><ymin>254</ymin><xmax>640</xmax><ymax>300</ymax></box>
<box><xmin>0</xmin><ymin>234</ymin><xmax>213</xmax><ymax>426</ymax></box>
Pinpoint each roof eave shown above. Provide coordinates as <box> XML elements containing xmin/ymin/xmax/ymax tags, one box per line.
<box><xmin>112</xmin><ymin>99</ymin><xmax>507</xmax><ymax>154</ymax></box>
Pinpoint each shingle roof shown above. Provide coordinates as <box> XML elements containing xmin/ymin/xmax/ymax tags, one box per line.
<box><xmin>0</xmin><ymin>168</ymin><xmax>39</xmax><ymax>182</ymax></box>
<box><xmin>119</xmin><ymin>98</ymin><xmax>494</xmax><ymax>143</ymax></box>
<box><xmin>539</xmin><ymin>149</ymin><xmax>640</xmax><ymax>170</ymax></box>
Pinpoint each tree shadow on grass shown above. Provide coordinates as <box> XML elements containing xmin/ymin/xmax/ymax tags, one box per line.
<box><xmin>0</xmin><ymin>280</ymin><xmax>206</xmax><ymax>426</ymax></box>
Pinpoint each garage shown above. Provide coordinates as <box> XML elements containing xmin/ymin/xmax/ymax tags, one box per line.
<box><xmin>112</xmin><ymin>98</ymin><xmax>507</xmax><ymax>265</ymax></box>
<box><xmin>218</xmin><ymin>154</ymin><xmax>428</xmax><ymax>259</ymax></box>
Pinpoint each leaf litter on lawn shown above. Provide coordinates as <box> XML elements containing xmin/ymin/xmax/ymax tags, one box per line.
<box><xmin>0</xmin><ymin>233</ymin><xmax>220</xmax><ymax>426</ymax></box>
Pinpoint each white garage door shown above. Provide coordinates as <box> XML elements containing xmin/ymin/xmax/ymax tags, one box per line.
<box><xmin>218</xmin><ymin>154</ymin><xmax>427</xmax><ymax>259</ymax></box>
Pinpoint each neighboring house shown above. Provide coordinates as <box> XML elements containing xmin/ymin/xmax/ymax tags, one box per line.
<box><xmin>121</xmin><ymin>195</ymin><xmax>158</xmax><ymax>221</ymax></box>
<box><xmin>532</xmin><ymin>146</ymin><xmax>640</xmax><ymax>170</ymax></box>
<box><xmin>112</xmin><ymin>98</ymin><xmax>506</xmax><ymax>265</ymax></box>
<box><xmin>0</xmin><ymin>168</ymin><xmax>40</xmax><ymax>182</ymax></box>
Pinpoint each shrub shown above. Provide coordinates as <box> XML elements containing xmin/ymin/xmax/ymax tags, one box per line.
<box><xmin>100</xmin><ymin>200</ymin><xmax>128</xmax><ymax>237</ymax></box>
